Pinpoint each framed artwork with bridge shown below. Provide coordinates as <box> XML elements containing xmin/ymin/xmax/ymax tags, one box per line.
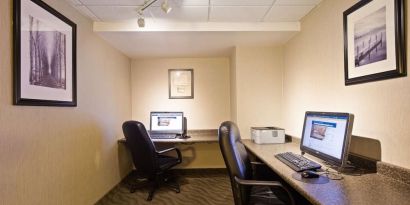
<box><xmin>343</xmin><ymin>0</ymin><xmax>406</xmax><ymax>85</ymax></box>
<box><xmin>13</xmin><ymin>0</ymin><xmax>77</xmax><ymax>106</ymax></box>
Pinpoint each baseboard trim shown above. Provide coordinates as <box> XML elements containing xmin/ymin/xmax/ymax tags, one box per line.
<box><xmin>172</xmin><ymin>168</ymin><xmax>228</xmax><ymax>176</ymax></box>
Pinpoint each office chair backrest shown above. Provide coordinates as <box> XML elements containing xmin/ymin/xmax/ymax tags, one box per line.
<box><xmin>219</xmin><ymin>121</ymin><xmax>252</xmax><ymax>205</ymax></box>
<box><xmin>122</xmin><ymin>121</ymin><xmax>158</xmax><ymax>178</ymax></box>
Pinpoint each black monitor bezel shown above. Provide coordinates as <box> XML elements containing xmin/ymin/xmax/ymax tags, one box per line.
<box><xmin>300</xmin><ymin>111</ymin><xmax>354</xmax><ymax>167</ymax></box>
<box><xmin>149</xmin><ymin>111</ymin><xmax>184</xmax><ymax>134</ymax></box>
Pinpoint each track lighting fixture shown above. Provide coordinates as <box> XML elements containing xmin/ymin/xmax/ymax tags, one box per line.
<box><xmin>137</xmin><ymin>16</ymin><xmax>145</xmax><ymax>28</ymax></box>
<box><xmin>161</xmin><ymin>0</ymin><xmax>172</xmax><ymax>14</ymax></box>
<box><xmin>137</xmin><ymin>10</ymin><xmax>145</xmax><ymax>27</ymax></box>
<box><xmin>136</xmin><ymin>0</ymin><xmax>172</xmax><ymax>28</ymax></box>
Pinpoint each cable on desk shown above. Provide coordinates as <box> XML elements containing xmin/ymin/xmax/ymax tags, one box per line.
<box><xmin>317</xmin><ymin>160</ymin><xmax>367</xmax><ymax>180</ymax></box>
<box><xmin>317</xmin><ymin>167</ymin><xmax>344</xmax><ymax>180</ymax></box>
<box><xmin>318</xmin><ymin>161</ymin><xmax>345</xmax><ymax>180</ymax></box>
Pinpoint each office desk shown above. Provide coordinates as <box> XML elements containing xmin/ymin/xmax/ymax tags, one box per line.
<box><xmin>118</xmin><ymin>129</ymin><xmax>218</xmax><ymax>144</ymax></box>
<box><xmin>242</xmin><ymin>139</ymin><xmax>410</xmax><ymax>205</ymax></box>
<box><xmin>118</xmin><ymin>129</ymin><xmax>223</xmax><ymax>168</ymax></box>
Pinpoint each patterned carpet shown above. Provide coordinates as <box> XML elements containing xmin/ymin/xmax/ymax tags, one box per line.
<box><xmin>96</xmin><ymin>169</ymin><xmax>234</xmax><ymax>205</ymax></box>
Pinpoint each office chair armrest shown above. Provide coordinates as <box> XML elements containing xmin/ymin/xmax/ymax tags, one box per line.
<box><xmin>250</xmin><ymin>161</ymin><xmax>265</xmax><ymax>165</ymax></box>
<box><xmin>157</xmin><ymin>147</ymin><xmax>182</xmax><ymax>161</ymax></box>
<box><xmin>234</xmin><ymin>176</ymin><xmax>282</xmax><ymax>187</ymax></box>
<box><xmin>157</xmin><ymin>147</ymin><xmax>177</xmax><ymax>154</ymax></box>
<box><xmin>234</xmin><ymin>176</ymin><xmax>295</xmax><ymax>205</ymax></box>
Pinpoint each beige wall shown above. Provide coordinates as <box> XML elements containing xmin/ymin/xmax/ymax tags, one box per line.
<box><xmin>0</xmin><ymin>0</ymin><xmax>131</xmax><ymax>204</ymax></box>
<box><xmin>230</xmin><ymin>48</ymin><xmax>238</xmax><ymax>122</ymax></box>
<box><xmin>131</xmin><ymin>58</ymin><xmax>230</xmax><ymax>129</ymax></box>
<box><xmin>131</xmin><ymin>58</ymin><xmax>229</xmax><ymax>168</ymax></box>
<box><xmin>233</xmin><ymin>46</ymin><xmax>284</xmax><ymax>138</ymax></box>
<box><xmin>283</xmin><ymin>0</ymin><xmax>410</xmax><ymax>169</ymax></box>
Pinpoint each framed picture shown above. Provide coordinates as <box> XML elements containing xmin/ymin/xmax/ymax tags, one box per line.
<box><xmin>343</xmin><ymin>0</ymin><xmax>406</xmax><ymax>85</ymax></box>
<box><xmin>13</xmin><ymin>0</ymin><xmax>77</xmax><ymax>106</ymax></box>
<box><xmin>168</xmin><ymin>69</ymin><xmax>194</xmax><ymax>99</ymax></box>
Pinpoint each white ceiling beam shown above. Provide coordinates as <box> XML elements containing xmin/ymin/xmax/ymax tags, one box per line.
<box><xmin>93</xmin><ymin>20</ymin><xmax>300</xmax><ymax>32</ymax></box>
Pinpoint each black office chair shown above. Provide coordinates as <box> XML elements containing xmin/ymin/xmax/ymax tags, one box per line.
<box><xmin>122</xmin><ymin>120</ymin><xmax>182</xmax><ymax>201</ymax></box>
<box><xmin>218</xmin><ymin>121</ymin><xmax>295</xmax><ymax>205</ymax></box>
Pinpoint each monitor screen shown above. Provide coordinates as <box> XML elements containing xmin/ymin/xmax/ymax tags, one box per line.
<box><xmin>150</xmin><ymin>112</ymin><xmax>184</xmax><ymax>134</ymax></box>
<box><xmin>300</xmin><ymin>112</ymin><xmax>354</xmax><ymax>166</ymax></box>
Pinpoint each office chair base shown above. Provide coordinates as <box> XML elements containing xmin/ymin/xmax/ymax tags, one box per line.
<box><xmin>140</xmin><ymin>175</ymin><xmax>181</xmax><ymax>201</ymax></box>
<box><xmin>128</xmin><ymin>178</ymin><xmax>150</xmax><ymax>193</ymax></box>
<box><xmin>164</xmin><ymin>181</ymin><xmax>180</xmax><ymax>193</ymax></box>
<box><xmin>145</xmin><ymin>181</ymin><xmax>180</xmax><ymax>201</ymax></box>
<box><xmin>164</xmin><ymin>175</ymin><xmax>180</xmax><ymax>193</ymax></box>
<box><xmin>147</xmin><ymin>185</ymin><xmax>157</xmax><ymax>201</ymax></box>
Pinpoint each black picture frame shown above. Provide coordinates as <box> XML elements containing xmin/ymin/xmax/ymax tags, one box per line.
<box><xmin>343</xmin><ymin>0</ymin><xmax>406</xmax><ymax>85</ymax></box>
<box><xmin>168</xmin><ymin>69</ymin><xmax>194</xmax><ymax>99</ymax></box>
<box><xmin>13</xmin><ymin>0</ymin><xmax>77</xmax><ymax>106</ymax></box>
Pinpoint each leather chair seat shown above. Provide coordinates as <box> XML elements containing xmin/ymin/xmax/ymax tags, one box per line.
<box><xmin>158</xmin><ymin>155</ymin><xmax>180</xmax><ymax>170</ymax></box>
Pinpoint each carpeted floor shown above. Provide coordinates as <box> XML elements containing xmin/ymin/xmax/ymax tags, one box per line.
<box><xmin>96</xmin><ymin>170</ymin><xmax>234</xmax><ymax>205</ymax></box>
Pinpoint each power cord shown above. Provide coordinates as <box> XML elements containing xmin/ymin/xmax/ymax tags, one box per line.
<box><xmin>316</xmin><ymin>167</ymin><xmax>344</xmax><ymax>180</ymax></box>
<box><xmin>317</xmin><ymin>160</ymin><xmax>365</xmax><ymax>180</ymax></box>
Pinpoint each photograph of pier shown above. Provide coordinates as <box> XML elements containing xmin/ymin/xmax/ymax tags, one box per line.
<box><xmin>354</xmin><ymin>7</ymin><xmax>387</xmax><ymax>68</ymax></box>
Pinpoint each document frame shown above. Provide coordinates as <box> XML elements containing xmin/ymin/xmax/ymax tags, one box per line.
<box><xmin>168</xmin><ymin>69</ymin><xmax>194</xmax><ymax>99</ymax></box>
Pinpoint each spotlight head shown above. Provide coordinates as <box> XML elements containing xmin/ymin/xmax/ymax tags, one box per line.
<box><xmin>161</xmin><ymin>0</ymin><xmax>172</xmax><ymax>13</ymax></box>
<box><xmin>138</xmin><ymin>16</ymin><xmax>145</xmax><ymax>27</ymax></box>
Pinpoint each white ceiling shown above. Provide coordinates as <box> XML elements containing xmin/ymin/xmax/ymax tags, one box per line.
<box><xmin>65</xmin><ymin>0</ymin><xmax>322</xmax><ymax>58</ymax></box>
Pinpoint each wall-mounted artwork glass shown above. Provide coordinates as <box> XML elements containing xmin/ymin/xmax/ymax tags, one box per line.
<box><xmin>169</xmin><ymin>69</ymin><xmax>194</xmax><ymax>99</ymax></box>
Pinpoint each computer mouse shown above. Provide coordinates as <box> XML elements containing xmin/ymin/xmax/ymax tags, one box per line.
<box><xmin>301</xmin><ymin>170</ymin><xmax>319</xmax><ymax>178</ymax></box>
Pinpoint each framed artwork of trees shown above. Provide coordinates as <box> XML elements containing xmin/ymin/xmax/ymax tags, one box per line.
<box><xmin>13</xmin><ymin>0</ymin><xmax>77</xmax><ymax>106</ymax></box>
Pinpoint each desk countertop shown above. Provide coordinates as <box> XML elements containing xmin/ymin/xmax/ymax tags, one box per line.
<box><xmin>154</xmin><ymin>129</ymin><xmax>218</xmax><ymax>143</ymax></box>
<box><xmin>242</xmin><ymin>139</ymin><xmax>410</xmax><ymax>205</ymax></box>
<box><xmin>118</xmin><ymin>129</ymin><xmax>218</xmax><ymax>143</ymax></box>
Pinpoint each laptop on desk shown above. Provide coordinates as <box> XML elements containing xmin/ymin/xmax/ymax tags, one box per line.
<box><xmin>149</xmin><ymin>112</ymin><xmax>184</xmax><ymax>139</ymax></box>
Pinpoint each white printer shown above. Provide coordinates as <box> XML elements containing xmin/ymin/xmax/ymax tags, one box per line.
<box><xmin>251</xmin><ymin>127</ymin><xmax>285</xmax><ymax>144</ymax></box>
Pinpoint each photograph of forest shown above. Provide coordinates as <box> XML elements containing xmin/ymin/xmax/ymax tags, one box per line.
<box><xmin>14</xmin><ymin>0</ymin><xmax>77</xmax><ymax>106</ymax></box>
<box><xmin>29</xmin><ymin>15</ymin><xmax>66</xmax><ymax>90</ymax></box>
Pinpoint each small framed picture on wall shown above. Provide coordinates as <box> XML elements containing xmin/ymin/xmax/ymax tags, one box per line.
<box><xmin>343</xmin><ymin>0</ymin><xmax>406</xmax><ymax>85</ymax></box>
<box><xmin>13</xmin><ymin>0</ymin><xmax>77</xmax><ymax>106</ymax></box>
<box><xmin>168</xmin><ymin>69</ymin><xmax>194</xmax><ymax>99</ymax></box>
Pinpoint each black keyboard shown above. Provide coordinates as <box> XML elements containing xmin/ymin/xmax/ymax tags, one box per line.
<box><xmin>150</xmin><ymin>134</ymin><xmax>177</xmax><ymax>139</ymax></box>
<box><xmin>275</xmin><ymin>152</ymin><xmax>321</xmax><ymax>172</ymax></box>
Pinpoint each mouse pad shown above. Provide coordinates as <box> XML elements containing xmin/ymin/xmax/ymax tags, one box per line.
<box><xmin>291</xmin><ymin>172</ymin><xmax>330</xmax><ymax>184</ymax></box>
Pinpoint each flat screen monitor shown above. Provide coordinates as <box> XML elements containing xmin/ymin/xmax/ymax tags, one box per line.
<box><xmin>150</xmin><ymin>112</ymin><xmax>184</xmax><ymax>134</ymax></box>
<box><xmin>300</xmin><ymin>111</ymin><xmax>354</xmax><ymax>167</ymax></box>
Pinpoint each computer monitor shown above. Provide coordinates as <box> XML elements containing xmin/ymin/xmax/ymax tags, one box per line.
<box><xmin>150</xmin><ymin>112</ymin><xmax>184</xmax><ymax>135</ymax></box>
<box><xmin>300</xmin><ymin>111</ymin><xmax>354</xmax><ymax>167</ymax></box>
